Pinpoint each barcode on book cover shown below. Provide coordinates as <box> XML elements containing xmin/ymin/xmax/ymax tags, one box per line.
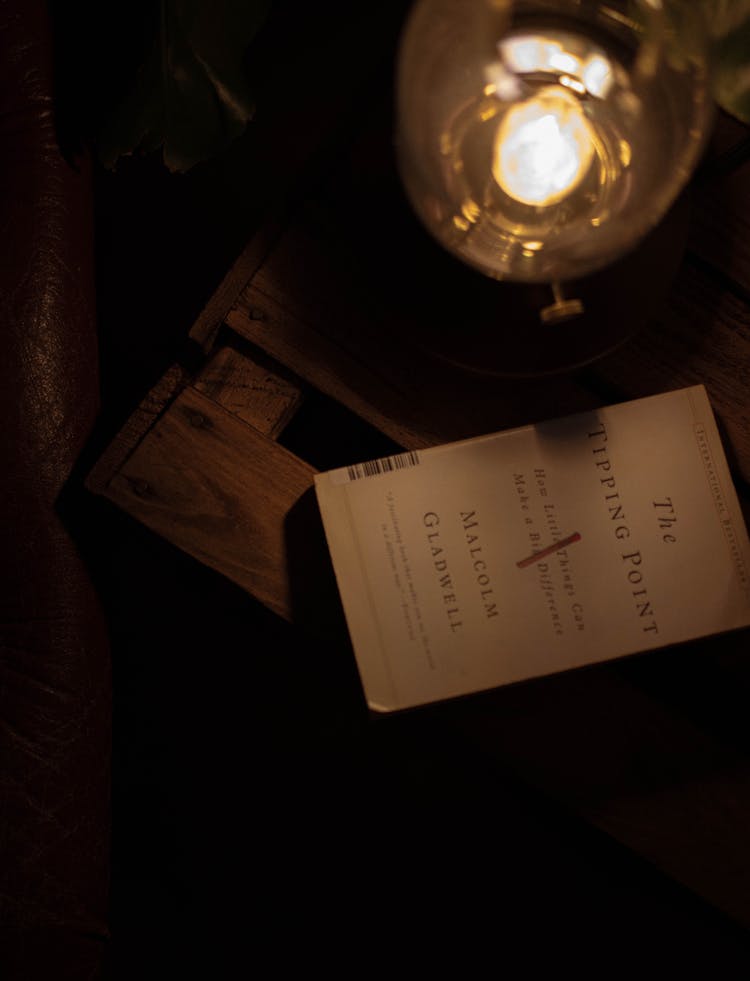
<box><xmin>332</xmin><ymin>451</ymin><xmax>422</xmax><ymax>484</ymax></box>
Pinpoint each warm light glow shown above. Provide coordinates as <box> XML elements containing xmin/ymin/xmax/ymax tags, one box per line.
<box><xmin>500</xmin><ymin>36</ymin><xmax>581</xmax><ymax>78</ymax></box>
<box><xmin>559</xmin><ymin>75</ymin><xmax>587</xmax><ymax>96</ymax></box>
<box><xmin>500</xmin><ymin>36</ymin><xmax>548</xmax><ymax>74</ymax></box>
<box><xmin>582</xmin><ymin>54</ymin><xmax>614</xmax><ymax>98</ymax></box>
<box><xmin>492</xmin><ymin>86</ymin><xmax>595</xmax><ymax>206</ymax></box>
<box><xmin>548</xmin><ymin>49</ymin><xmax>580</xmax><ymax>76</ymax></box>
<box><xmin>498</xmin><ymin>34</ymin><xmax>614</xmax><ymax>101</ymax></box>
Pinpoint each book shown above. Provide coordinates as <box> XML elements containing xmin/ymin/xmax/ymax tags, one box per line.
<box><xmin>314</xmin><ymin>385</ymin><xmax>750</xmax><ymax>712</ymax></box>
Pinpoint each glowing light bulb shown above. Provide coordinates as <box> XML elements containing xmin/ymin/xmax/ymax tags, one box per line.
<box><xmin>397</xmin><ymin>3</ymin><xmax>713</xmax><ymax>284</ymax></box>
<box><xmin>492</xmin><ymin>86</ymin><xmax>595</xmax><ymax>206</ymax></box>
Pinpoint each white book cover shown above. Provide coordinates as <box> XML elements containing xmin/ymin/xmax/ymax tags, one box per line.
<box><xmin>314</xmin><ymin>385</ymin><xmax>750</xmax><ymax>712</ymax></box>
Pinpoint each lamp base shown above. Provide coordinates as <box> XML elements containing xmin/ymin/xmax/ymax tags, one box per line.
<box><xmin>388</xmin><ymin>191</ymin><xmax>691</xmax><ymax>378</ymax></box>
<box><xmin>324</xmin><ymin>102</ymin><xmax>692</xmax><ymax>379</ymax></box>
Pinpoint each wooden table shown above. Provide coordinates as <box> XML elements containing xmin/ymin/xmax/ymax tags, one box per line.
<box><xmin>88</xmin><ymin>41</ymin><xmax>750</xmax><ymax>931</ymax></box>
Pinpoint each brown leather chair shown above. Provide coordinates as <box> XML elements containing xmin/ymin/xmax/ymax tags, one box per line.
<box><xmin>0</xmin><ymin>0</ymin><xmax>111</xmax><ymax>975</ymax></box>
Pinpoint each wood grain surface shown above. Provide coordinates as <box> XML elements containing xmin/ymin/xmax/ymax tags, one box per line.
<box><xmin>593</xmin><ymin>261</ymin><xmax>750</xmax><ymax>481</ymax></box>
<box><xmin>106</xmin><ymin>386</ymin><xmax>314</xmax><ymax>620</ymax></box>
<box><xmin>194</xmin><ymin>342</ymin><xmax>305</xmax><ymax>439</ymax></box>
<box><xmin>86</xmin><ymin>364</ymin><xmax>189</xmax><ymax>495</ymax></box>
<box><xmin>458</xmin><ymin>652</ymin><xmax>750</xmax><ymax>924</ymax></box>
<box><xmin>226</xmin><ymin>243</ymin><xmax>604</xmax><ymax>448</ymax></box>
<box><xmin>692</xmin><ymin>159</ymin><xmax>750</xmax><ymax>298</ymax></box>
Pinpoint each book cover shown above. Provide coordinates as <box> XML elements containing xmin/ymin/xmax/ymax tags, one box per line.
<box><xmin>314</xmin><ymin>386</ymin><xmax>750</xmax><ymax>712</ymax></box>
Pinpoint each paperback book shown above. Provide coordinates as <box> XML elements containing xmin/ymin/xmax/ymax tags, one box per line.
<box><xmin>314</xmin><ymin>386</ymin><xmax>750</xmax><ymax>711</ymax></box>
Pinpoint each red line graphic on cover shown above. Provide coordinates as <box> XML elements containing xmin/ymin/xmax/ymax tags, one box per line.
<box><xmin>516</xmin><ymin>531</ymin><xmax>582</xmax><ymax>569</ymax></box>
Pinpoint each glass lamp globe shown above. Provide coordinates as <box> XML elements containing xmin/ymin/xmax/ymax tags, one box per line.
<box><xmin>396</xmin><ymin>0</ymin><xmax>713</xmax><ymax>299</ymax></box>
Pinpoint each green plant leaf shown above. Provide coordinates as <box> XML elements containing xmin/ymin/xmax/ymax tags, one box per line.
<box><xmin>97</xmin><ymin>0</ymin><xmax>270</xmax><ymax>172</ymax></box>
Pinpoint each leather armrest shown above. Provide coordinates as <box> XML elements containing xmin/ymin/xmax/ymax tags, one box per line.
<box><xmin>0</xmin><ymin>0</ymin><xmax>111</xmax><ymax>974</ymax></box>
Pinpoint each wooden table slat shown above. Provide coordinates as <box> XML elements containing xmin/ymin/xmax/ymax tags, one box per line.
<box><xmin>86</xmin><ymin>364</ymin><xmax>189</xmax><ymax>495</ymax></box>
<box><xmin>194</xmin><ymin>343</ymin><xmax>305</xmax><ymax>439</ymax></box>
<box><xmin>448</xmin><ymin>659</ymin><xmax>750</xmax><ymax>926</ymax></box>
<box><xmin>590</xmin><ymin>261</ymin><xmax>750</xmax><ymax>482</ymax></box>
<box><xmin>702</xmin><ymin>109</ymin><xmax>750</xmax><ymax>170</ymax></box>
<box><xmin>105</xmin><ymin>386</ymin><xmax>315</xmax><ymax>620</ymax></box>
<box><xmin>690</xmin><ymin>159</ymin><xmax>750</xmax><ymax>299</ymax></box>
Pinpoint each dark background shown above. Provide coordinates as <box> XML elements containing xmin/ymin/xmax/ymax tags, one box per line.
<box><xmin>51</xmin><ymin>0</ymin><xmax>750</xmax><ymax>972</ymax></box>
